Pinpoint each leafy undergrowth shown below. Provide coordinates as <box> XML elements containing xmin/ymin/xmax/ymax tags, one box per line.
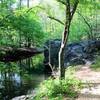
<box><xmin>32</xmin><ymin>67</ymin><xmax>82</xmax><ymax>100</ymax></box>
<box><xmin>90</xmin><ymin>56</ymin><xmax>100</xmax><ymax>71</ymax></box>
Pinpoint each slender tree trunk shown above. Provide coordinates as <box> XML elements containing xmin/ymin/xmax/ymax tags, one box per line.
<box><xmin>58</xmin><ymin>0</ymin><xmax>70</xmax><ymax>79</ymax></box>
<box><xmin>58</xmin><ymin>0</ymin><xmax>79</xmax><ymax>79</ymax></box>
<box><xmin>19</xmin><ymin>0</ymin><xmax>22</xmax><ymax>68</ymax></box>
<box><xmin>27</xmin><ymin>0</ymin><xmax>29</xmax><ymax>8</ymax></box>
<box><xmin>19</xmin><ymin>0</ymin><xmax>22</xmax><ymax>9</ymax></box>
<box><xmin>59</xmin><ymin>46</ymin><xmax>64</xmax><ymax>78</ymax></box>
<box><xmin>59</xmin><ymin>25</ymin><xmax>70</xmax><ymax>79</ymax></box>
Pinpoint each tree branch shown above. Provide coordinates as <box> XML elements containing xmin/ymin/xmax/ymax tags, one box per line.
<box><xmin>76</xmin><ymin>11</ymin><xmax>93</xmax><ymax>38</ymax></box>
<box><xmin>56</xmin><ymin>0</ymin><xmax>66</xmax><ymax>5</ymax></box>
<box><xmin>70</xmin><ymin>0</ymin><xmax>79</xmax><ymax>20</ymax></box>
<box><xmin>48</xmin><ymin>16</ymin><xmax>64</xmax><ymax>25</ymax></box>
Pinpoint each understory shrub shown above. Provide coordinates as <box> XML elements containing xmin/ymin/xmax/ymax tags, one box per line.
<box><xmin>34</xmin><ymin>67</ymin><xmax>82</xmax><ymax>100</ymax></box>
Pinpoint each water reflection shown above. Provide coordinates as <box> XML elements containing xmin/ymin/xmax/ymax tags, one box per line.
<box><xmin>0</xmin><ymin>72</ymin><xmax>45</xmax><ymax>100</ymax></box>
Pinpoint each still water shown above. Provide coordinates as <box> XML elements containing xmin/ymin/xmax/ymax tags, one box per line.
<box><xmin>0</xmin><ymin>72</ymin><xmax>46</xmax><ymax>100</ymax></box>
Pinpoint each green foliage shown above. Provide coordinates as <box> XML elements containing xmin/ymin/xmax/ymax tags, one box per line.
<box><xmin>0</xmin><ymin>8</ymin><xmax>45</xmax><ymax>46</ymax></box>
<box><xmin>33</xmin><ymin>66</ymin><xmax>82</xmax><ymax>99</ymax></box>
<box><xmin>34</xmin><ymin>71</ymin><xmax>81</xmax><ymax>99</ymax></box>
<box><xmin>31</xmin><ymin>54</ymin><xmax>44</xmax><ymax>73</ymax></box>
<box><xmin>0</xmin><ymin>62</ymin><xmax>20</xmax><ymax>73</ymax></box>
<box><xmin>0</xmin><ymin>0</ymin><xmax>99</xmax><ymax>46</ymax></box>
<box><xmin>69</xmin><ymin>14</ymin><xmax>88</xmax><ymax>42</ymax></box>
<box><xmin>90</xmin><ymin>56</ymin><xmax>100</xmax><ymax>71</ymax></box>
<box><xmin>40</xmin><ymin>0</ymin><xmax>100</xmax><ymax>42</ymax></box>
<box><xmin>0</xmin><ymin>0</ymin><xmax>100</xmax><ymax>99</ymax></box>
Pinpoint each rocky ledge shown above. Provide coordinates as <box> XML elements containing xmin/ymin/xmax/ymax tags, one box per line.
<box><xmin>44</xmin><ymin>39</ymin><xmax>100</xmax><ymax>72</ymax></box>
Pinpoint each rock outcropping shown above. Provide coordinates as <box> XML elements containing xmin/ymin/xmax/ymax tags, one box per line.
<box><xmin>44</xmin><ymin>39</ymin><xmax>100</xmax><ymax>71</ymax></box>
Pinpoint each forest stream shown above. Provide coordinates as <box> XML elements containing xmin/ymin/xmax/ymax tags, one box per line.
<box><xmin>0</xmin><ymin>72</ymin><xmax>46</xmax><ymax>100</ymax></box>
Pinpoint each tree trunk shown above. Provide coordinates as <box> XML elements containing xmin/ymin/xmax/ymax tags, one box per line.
<box><xmin>27</xmin><ymin>0</ymin><xmax>29</xmax><ymax>8</ymax></box>
<box><xmin>19</xmin><ymin>0</ymin><xmax>22</xmax><ymax>9</ymax></box>
<box><xmin>59</xmin><ymin>26</ymin><xmax>70</xmax><ymax>79</ymax></box>
<box><xmin>59</xmin><ymin>45</ymin><xmax>65</xmax><ymax>78</ymax></box>
<box><xmin>58</xmin><ymin>0</ymin><xmax>79</xmax><ymax>79</ymax></box>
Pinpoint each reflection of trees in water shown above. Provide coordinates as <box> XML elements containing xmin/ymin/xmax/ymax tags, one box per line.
<box><xmin>0</xmin><ymin>72</ymin><xmax>20</xmax><ymax>100</ymax></box>
<box><xmin>0</xmin><ymin>62</ymin><xmax>45</xmax><ymax>100</ymax></box>
<box><xmin>0</xmin><ymin>71</ymin><xmax>33</xmax><ymax>100</ymax></box>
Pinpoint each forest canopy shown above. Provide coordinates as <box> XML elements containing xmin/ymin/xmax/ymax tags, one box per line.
<box><xmin>0</xmin><ymin>0</ymin><xmax>100</xmax><ymax>47</ymax></box>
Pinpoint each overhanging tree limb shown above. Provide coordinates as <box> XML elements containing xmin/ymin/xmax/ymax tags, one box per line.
<box><xmin>48</xmin><ymin>16</ymin><xmax>64</xmax><ymax>25</ymax></box>
<box><xmin>0</xmin><ymin>47</ymin><xmax>43</xmax><ymax>62</ymax></box>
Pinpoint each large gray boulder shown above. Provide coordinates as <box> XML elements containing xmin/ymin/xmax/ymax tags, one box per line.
<box><xmin>44</xmin><ymin>39</ymin><xmax>100</xmax><ymax>70</ymax></box>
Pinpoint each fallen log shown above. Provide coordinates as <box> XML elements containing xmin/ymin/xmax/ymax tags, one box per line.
<box><xmin>0</xmin><ymin>47</ymin><xmax>43</xmax><ymax>62</ymax></box>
